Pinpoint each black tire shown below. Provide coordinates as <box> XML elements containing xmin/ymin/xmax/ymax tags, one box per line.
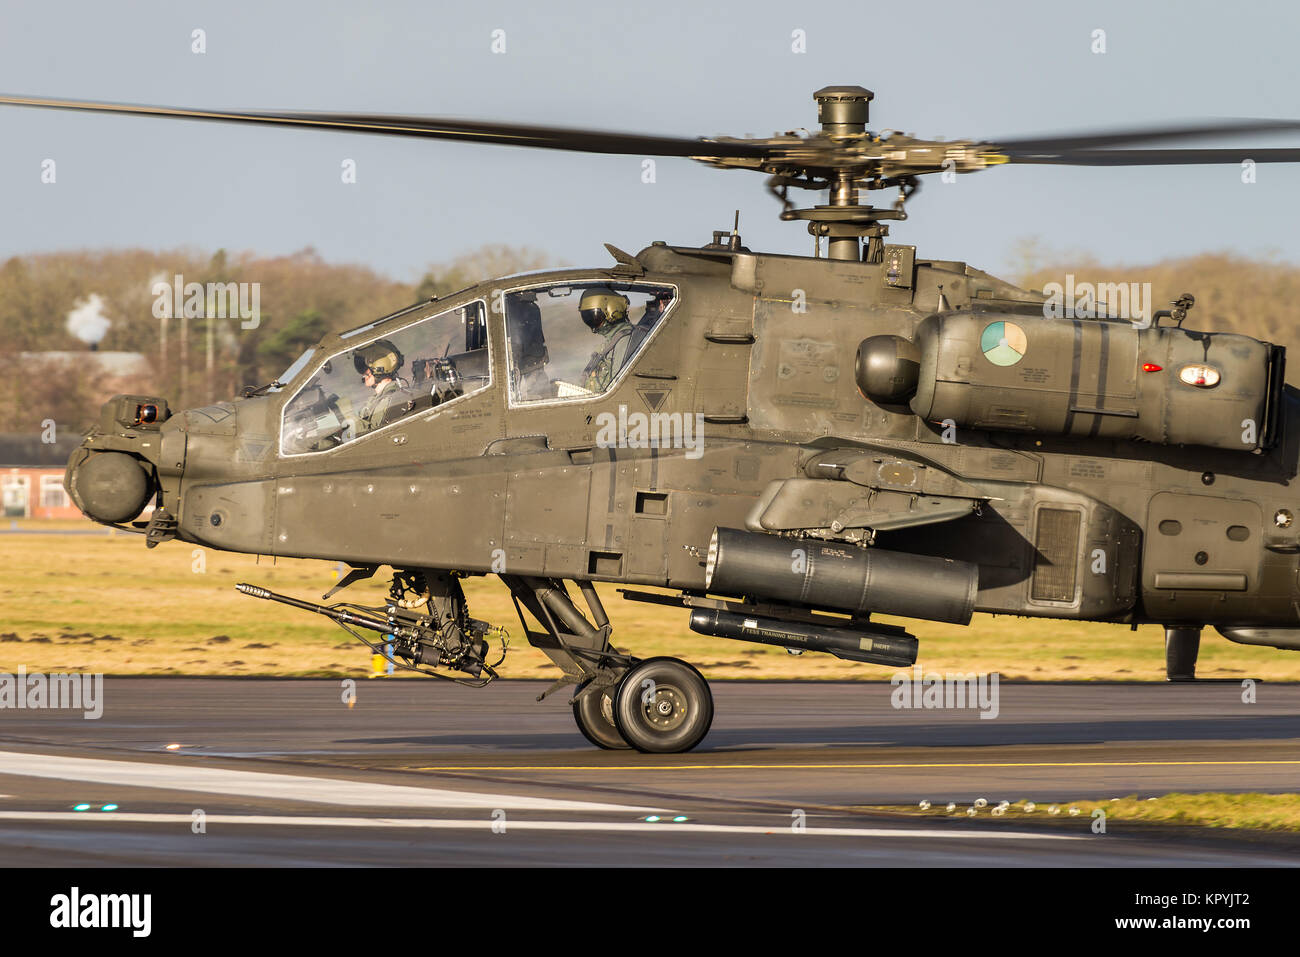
<box><xmin>572</xmin><ymin>682</ymin><xmax>631</xmax><ymax>750</ymax></box>
<box><xmin>613</xmin><ymin>657</ymin><xmax>713</xmax><ymax>754</ymax></box>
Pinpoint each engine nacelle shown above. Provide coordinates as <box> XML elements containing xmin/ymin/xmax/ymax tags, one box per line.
<box><xmin>904</xmin><ymin>313</ymin><xmax>1284</xmax><ymax>452</ymax></box>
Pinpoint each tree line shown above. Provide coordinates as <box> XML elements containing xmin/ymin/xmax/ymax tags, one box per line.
<box><xmin>0</xmin><ymin>244</ymin><xmax>552</xmax><ymax>434</ymax></box>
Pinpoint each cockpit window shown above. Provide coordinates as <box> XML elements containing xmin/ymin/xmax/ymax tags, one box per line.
<box><xmin>280</xmin><ymin>301</ymin><xmax>489</xmax><ymax>455</ymax></box>
<box><xmin>504</xmin><ymin>283</ymin><xmax>675</xmax><ymax>404</ymax></box>
<box><xmin>268</xmin><ymin>348</ymin><xmax>317</xmax><ymax>392</ymax></box>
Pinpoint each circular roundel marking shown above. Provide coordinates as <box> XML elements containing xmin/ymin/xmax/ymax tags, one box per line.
<box><xmin>980</xmin><ymin>320</ymin><xmax>1028</xmax><ymax>367</ymax></box>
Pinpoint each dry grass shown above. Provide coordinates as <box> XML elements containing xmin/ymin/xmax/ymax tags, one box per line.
<box><xmin>2</xmin><ymin>520</ymin><xmax>1300</xmax><ymax>680</ymax></box>
<box><xmin>880</xmin><ymin>793</ymin><xmax>1300</xmax><ymax>832</ymax></box>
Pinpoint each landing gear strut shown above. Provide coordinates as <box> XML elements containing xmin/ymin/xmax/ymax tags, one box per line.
<box><xmin>500</xmin><ymin>575</ymin><xmax>715</xmax><ymax>753</ymax></box>
<box><xmin>1164</xmin><ymin>625</ymin><xmax>1201</xmax><ymax>681</ymax></box>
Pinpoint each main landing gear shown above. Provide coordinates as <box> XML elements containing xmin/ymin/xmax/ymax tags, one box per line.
<box><xmin>571</xmin><ymin>658</ymin><xmax>714</xmax><ymax>752</ymax></box>
<box><xmin>500</xmin><ymin>575</ymin><xmax>714</xmax><ymax>753</ymax></box>
<box><xmin>611</xmin><ymin>657</ymin><xmax>714</xmax><ymax>753</ymax></box>
<box><xmin>240</xmin><ymin>567</ymin><xmax>715</xmax><ymax>752</ymax></box>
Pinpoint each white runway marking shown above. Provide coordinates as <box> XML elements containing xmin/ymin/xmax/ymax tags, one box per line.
<box><xmin>0</xmin><ymin>751</ymin><xmax>659</xmax><ymax>813</ymax></box>
<box><xmin>0</xmin><ymin>810</ymin><xmax>1086</xmax><ymax>840</ymax></box>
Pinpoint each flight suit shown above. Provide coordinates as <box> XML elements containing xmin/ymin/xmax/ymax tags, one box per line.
<box><xmin>357</xmin><ymin>376</ymin><xmax>408</xmax><ymax>434</ymax></box>
<box><xmin>582</xmin><ymin>320</ymin><xmax>634</xmax><ymax>393</ymax></box>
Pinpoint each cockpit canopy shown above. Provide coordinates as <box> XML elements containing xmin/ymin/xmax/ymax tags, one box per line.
<box><xmin>504</xmin><ymin>282</ymin><xmax>675</xmax><ymax>404</ymax></box>
<box><xmin>278</xmin><ymin>280</ymin><xmax>677</xmax><ymax>456</ymax></box>
<box><xmin>281</xmin><ymin>301</ymin><xmax>489</xmax><ymax>455</ymax></box>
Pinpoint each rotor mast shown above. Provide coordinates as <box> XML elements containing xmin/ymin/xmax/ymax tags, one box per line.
<box><xmin>817</xmin><ymin>86</ymin><xmax>872</xmax><ymax>262</ymax></box>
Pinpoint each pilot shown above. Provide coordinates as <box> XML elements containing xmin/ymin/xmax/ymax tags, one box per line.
<box><xmin>579</xmin><ymin>286</ymin><xmax>635</xmax><ymax>393</ymax></box>
<box><xmin>352</xmin><ymin>339</ymin><xmax>408</xmax><ymax>434</ymax></box>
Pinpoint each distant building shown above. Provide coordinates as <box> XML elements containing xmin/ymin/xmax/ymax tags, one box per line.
<box><xmin>20</xmin><ymin>351</ymin><xmax>152</xmax><ymax>379</ymax></box>
<box><xmin>0</xmin><ymin>433</ymin><xmax>85</xmax><ymax>519</ymax></box>
<box><xmin>2</xmin><ymin>352</ymin><xmax>152</xmax><ymax>520</ymax></box>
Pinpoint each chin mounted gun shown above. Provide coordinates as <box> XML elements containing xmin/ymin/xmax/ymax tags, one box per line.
<box><xmin>236</xmin><ymin>569</ymin><xmax>506</xmax><ymax>686</ymax></box>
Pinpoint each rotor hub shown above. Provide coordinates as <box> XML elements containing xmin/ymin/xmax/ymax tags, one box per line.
<box><xmin>813</xmin><ymin>85</ymin><xmax>873</xmax><ymax>136</ymax></box>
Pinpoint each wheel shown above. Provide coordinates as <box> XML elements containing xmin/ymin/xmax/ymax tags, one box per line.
<box><xmin>572</xmin><ymin>681</ymin><xmax>631</xmax><ymax>750</ymax></box>
<box><xmin>613</xmin><ymin>657</ymin><xmax>713</xmax><ymax>754</ymax></box>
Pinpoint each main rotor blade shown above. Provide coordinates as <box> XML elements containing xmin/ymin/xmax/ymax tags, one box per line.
<box><xmin>996</xmin><ymin>119</ymin><xmax>1300</xmax><ymax>153</ymax></box>
<box><xmin>0</xmin><ymin>94</ymin><xmax>770</xmax><ymax>160</ymax></box>
<box><xmin>1008</xmin><ymin>147</ymin><xmax>1300</xmax><ymax>166</ymax></box>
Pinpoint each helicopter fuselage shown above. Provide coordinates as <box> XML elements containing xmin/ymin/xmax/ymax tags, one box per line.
<box><xmin>65</xmin><ymin>240</ymin><xmax>1300</xmax><ymax>657</ymax></box>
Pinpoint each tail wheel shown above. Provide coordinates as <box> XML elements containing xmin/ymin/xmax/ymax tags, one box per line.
<box><xmin>572</xmin><ymin>681</ymin><xmax>631</xmax><ymax>750</ymax></box>
<box><xmin>613</xmin><ymin>657</ymin><xmax>713</xmax><ymax>754</ymax></box>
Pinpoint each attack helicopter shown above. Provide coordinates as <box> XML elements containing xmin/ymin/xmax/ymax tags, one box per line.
<box><xmin>7</xmin><ymin>86</ymin><xmax>1300</xmax><ymax>753</ymax></box>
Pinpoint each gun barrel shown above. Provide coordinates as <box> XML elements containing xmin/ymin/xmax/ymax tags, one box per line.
<box><xmin>235</xmin><ymin>582</ymin><xmax>392</xmax><ymax>632</ymax></box>
<box><xmin>236</xmin><ymin>581</ymin><xmax>330</xmax><ymax>615</ymax></box>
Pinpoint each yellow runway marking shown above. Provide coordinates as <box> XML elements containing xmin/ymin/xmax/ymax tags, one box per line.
<box><xmin>411</xmin><ymin>759</ymin><xmax>1300</xmax><ymax>772</ymax></box>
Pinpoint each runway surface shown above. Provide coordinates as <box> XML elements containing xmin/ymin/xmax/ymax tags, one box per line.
<box><xmin>1</xmin><ymin>678</ymin><xmax>1298</xmax><ymax>865</ymax></box>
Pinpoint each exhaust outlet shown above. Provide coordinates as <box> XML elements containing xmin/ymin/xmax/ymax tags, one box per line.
<box><xmin>705</xmin><ymin>527</ymin><xmax>977</xmax><ymax>625</ymax></box>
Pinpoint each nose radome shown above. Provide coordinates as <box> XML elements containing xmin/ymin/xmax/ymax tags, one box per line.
<box><xmin>69</xmin><ymin>450</ymin><xmax>156</xmax><ymax>524</ymax></box>
<box><xmin>63</xmin><ymin>393</ymin><xmax>175</xmax><ymax>526</ymax></box>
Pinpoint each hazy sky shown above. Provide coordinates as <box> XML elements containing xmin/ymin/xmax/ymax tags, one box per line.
<box><xmin>2</xmin><ymin>0</ymin><xmax>1300</xmax><ymax>285</ymax></box>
